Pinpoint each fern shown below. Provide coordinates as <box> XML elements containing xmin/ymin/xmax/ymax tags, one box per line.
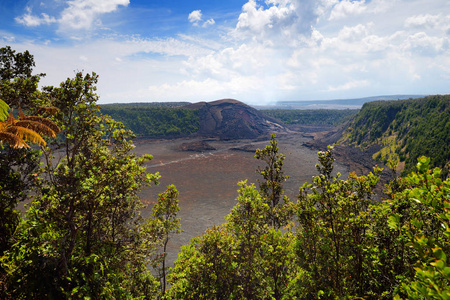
<box><xmin>0</xmin><ymin>109</ymin><xmax>60</xmax><ymax>148</ymax></box>
<box><xmin>0</xmin><ymin>99</ymin><xmax>9</xmax><ymax>122</ymax></box>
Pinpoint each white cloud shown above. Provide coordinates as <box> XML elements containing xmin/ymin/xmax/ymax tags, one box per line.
<box><xmin>203</xmin><ymin>19</ymin><xmax>215</xmax><ymax>27</ymax></box>
<box><xmin>405</xmin><ymin>13</ymin><xmax>450</xmax><ymax>34</ymax></box>
<box><xmin>328</xmin><ymin>80</ymin><xmax>369</xmax><ymax>92</ymax></box>
<box><xmin>15</xmin><ymin>0</ymin><xmax>129</xmax><ymax>31</ymax></box>
<box><xmin>0</xmin><ymin>34</ymin><xmax>15</xmax><ymax>43</ymax></box>
<box><xmin>328</xmin><ymin>0</ymin><xmax>393</xmax><ymax>21</ymax></box>
<box><xmin>188</xmin><ymin>10</ymin><xmax>215</xmax><ymax>27</ymax></box>
<box><xmin>141</xmin><ymin>74</ymin><xmax>279</xmax><ymax>103</ymax></box>
<box><xmin>338</xmin><ymin>23</ymin><xmax>369</xmax><ymax>42</ymax></box>
<box><xmin>403</xmin><ymin>32</ymin><xmax>450</xmax><ymax>56</ymax></box>
<box><xmin>9</xmin><ymin>0</ymin><xmax>450</xmax><ymax>104</ymax></box>
<box><xmin>59</xmin><ymin>0</ymin><xmax>129</xmax><ymax>30</ymax></box>
<box><xmin>178</xmin><ymin>34</ymin><xmax>224</xmax><ymax>51</ymax></box>
<box><xmin>182</xmin><ymin>42</ymin><xmax>277</xmax><ymax>83</ymax></box>
<box><xmin>232</xmin><ymin>0</ymin><xmax>320</xmax><ymax>43</ymax></box>
<box><xmin>319</xmin><ymin>23</ymin><xmax>381</xmax><ymax>56</ymax></box>
<box><xmin>405</xmin><ymin>14</ymin><xmax>441</xmax><ymax>28</ymax></box>
<box><xmin>329</xmin><ymin>0</ymin><xmax>367</xmax><ymax>20</ymax></box>
<box><xmin>134</xmin><ymin>0</ymin><xmax>450</xmax><ymax>101</ymax></box>
<box><xmin>188</xmin><ymin>10</ymin><xmax>203</xmax><ymax>24</ymax></box>
<box><xmin>15</xmin><ymin>7</ymin><xmax>57</xmax><ymax>27</ymax></box>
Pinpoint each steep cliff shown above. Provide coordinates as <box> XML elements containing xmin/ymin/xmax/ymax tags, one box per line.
<box><xmin>339</xmin><ymin>95</ymin><xmax>450</xmax><ymax>175</ymax></box>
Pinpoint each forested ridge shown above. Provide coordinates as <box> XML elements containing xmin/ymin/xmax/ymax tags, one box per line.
<box><xmin>1</xmin><ymin>47</ymin><xmax>450</xmax><ymax>299</ymax></box>
<box><xmin>103</xmin><ymin>102</ymin><xmax>191</xmax><ymax>108</ymax></box>
<box><xmin>261</xmin><ymin>109</ymin><xmax>358</xmax><ymax>126</ymax></box>
<box><xmin>101</xmin><ymin>104</ymin><xmax>200</xmax><ymax>138</ymax></box>
<box><xmin>340</xmin><ymin>95</ymin><xmax>450</xmax><ymax>175</ymax></box>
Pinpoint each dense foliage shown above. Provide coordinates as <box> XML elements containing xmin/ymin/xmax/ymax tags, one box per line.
<box><xmin>261</xmin><ymin>109</ymin><xmax>358</xmax><ymax>126</ymax></box>
<box><xmin>0</xmin><ymin>46</ymin><xmax>54</xmax><ymax>265</ymax></box>
<box><xmin>341</xmin><ymin>95</ymin><xmax>450</xmax><ymax>175</ymax></box>
<box><xmin>0</xmin><ymin>48</ymin><xmax>181</xmax><ymax>299</ymax></box>
<box><xmin>101</xmin><ymin>104</ymin><xmax>200</xmax><ymax>138</ymax></box>
<box><xmin>168</xmin><ymin>144</ymin><xmax>450</xmax><ymax>299</ymax></box>
<box><xmin>1</xmin><ymin>47</ymin><xmax>449</xmax><ymax>299</ymax></box>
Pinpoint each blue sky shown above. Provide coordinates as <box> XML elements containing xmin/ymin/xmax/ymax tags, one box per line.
<box><xmin>1</xmin><ymin>0</ymin><xmax>450</xmax><ymax>104</ymax></box>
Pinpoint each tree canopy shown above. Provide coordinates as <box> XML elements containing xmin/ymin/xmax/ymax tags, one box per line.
<box><xmin>101</xmin><ymin>104</ymin><xmax>200</xmax><ymax>138</ymax></box>
<box><xmin>0</xmin><ymin>47</ymin><xmax>180</xmax><ymax>299</ymax></box>
<box><xmin>261</xmin><ymin>109</ymin><xmax>358</xmax><ymax>126</ymax></box>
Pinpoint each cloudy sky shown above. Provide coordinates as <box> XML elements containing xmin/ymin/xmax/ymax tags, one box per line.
<box><xmin>1</xmin><ymin>0</ymin><xmax>450</xmax><ymax>104</ymax></box>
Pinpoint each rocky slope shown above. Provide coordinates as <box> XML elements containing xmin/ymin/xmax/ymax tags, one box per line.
<box><xmin>183</xmin><ymin>99</ymin><xmax>287</xmax><ymax>140</ymax></box>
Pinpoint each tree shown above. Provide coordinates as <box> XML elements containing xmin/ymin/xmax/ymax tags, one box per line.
<box><xmin>149</xmin><ymin>185</ymin><xmax>181</xmax><ymax>297</ymax></box>
<box><xmin>225</xmin><ymin>181</ymin><xmax>271</xmax><ymax>299</ymax></box>
<box><xmin>0</xmin><ymin>148</ymin><xmax>41</xmax><ymax>254</ymax></box>
<box><xmin>2</xmin><ymin>72</ymin><xmax>161</xmax><ymax>299</ymax></box>
<box><xmin>0</xmin><ymin>46</ymin><xmax>59</xmax><ymax>150</ymax></box>
<box><xmin>255</xmin><ymin>134</ymin><xmax>294</xmax><ymax>229</ymax></box>
<box><xmin>382</xmin><ymin>157</ymin><xmax>450</xmax><ymax>299</ymax></box>
<box><xmin>296</xmin><ymin>145</ymin><xmax>381</xmax><ymax>298</ymax></box>
<box><xmin>0</xmin><ymin>46</ymin><xmax>35</xmax><ymax>81</ymax></box>
<box><xmin>0</xmin><ymin>46</ymin><xmax>45</xmax><ymax>110</ymax></box>
<box><xmin>0</xmin><ymin>47</ymin><xmax>57</xmax><ymax>295</ymax></box>
<box><xmin>168</xmin><ymin>225</ymin><xmax>236</xmax><ymax>299</ymax></box>
<box><xmin>168</xmin><ymin>182</ymin><xmax>270</xmax><ymax>299</ymax></box>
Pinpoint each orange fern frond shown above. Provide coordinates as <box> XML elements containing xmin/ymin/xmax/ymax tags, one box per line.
<box><xmin>7</xmin><ymin>112</ymin><xmax>15</xmax><ymax>125</ymax></box>
<box><xmin>5</xmin><ymin>126</ymin><xmax>46</xmax><ymax>147</ymax></box>
<box><xmin>20</xmin><ymin>116</ymin><xmax>60</xmax><ymax>135</ymax></box>
<box><xmin>14</xmin><ymin>120</ymin><xmax>57</xmax><ymax>138</ymax></box>
<box><xmin>0</xmin><ymin>107</ymin><xmax>59</xmax><ymax>148</ymax></box>
<box><xmin>18</xmin><ymin>107</ymin><xmax>26</xmax><ymax>119</ymax></box>
<box><xmin>0</xmin><ymin>131</ymin><xmax>29</xmax><ymax>148</ymax></box>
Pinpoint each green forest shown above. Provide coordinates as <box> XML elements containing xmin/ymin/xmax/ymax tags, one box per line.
<box><xmin>101</xmin><ymin>104</ymin><xmax>200</xmax><ymax>138</ymax></box>
<box><xmin>341</xmin><ymin>96</ymin><xmax>450</xmax><ymax>175</ymax></box>
<box><xmin>261</xmin><ymin>109</ymin><xmax>358</xmax><ymax>126</ymax></box>
<box><xmin>1</xmin><ymin>47</ymin><xmax>450</xmax><ymax>299</ymax></box>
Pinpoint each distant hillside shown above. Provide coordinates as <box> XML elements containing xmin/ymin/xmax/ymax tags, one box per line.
<box><xmin>102</xmin><ymin>102</ymin><xmax>191</xmax><ymax>108</ymax></box>
<box><xmin>261</xmin><ymin>109</ymin><xmax>359</xmax><ymax>126</ymax></box>
<box><xmin>266</xmin><ymin>95</ymin><xmax>426</xmax><ymax>110</ymax></box>
<box><xmin>339</xmin><ymin>95</ymin><xmax>450</xmax><ymax>175</ymax></box>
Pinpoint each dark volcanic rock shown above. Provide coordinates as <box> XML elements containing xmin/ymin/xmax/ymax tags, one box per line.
<box><xmin>183</xmin><ymin>99</ymin><xmax>287</xmax><ymax>140</ymax></box>
<box><xmin>177</xmin><ymin>140</ymin><xmax>216</xmax><ymax>152</ymax></box>
<box><xmin>230</xmin><ymin>144</ymin><xmax>258</xmax><ymax>153</ymax></box>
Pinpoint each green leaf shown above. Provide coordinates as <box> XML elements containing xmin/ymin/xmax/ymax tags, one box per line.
<box><xmin>0</xmin><ymin>99</ymin><xmax>10</xmax><ymax>121</ymax></box>
<box><xmin>388</xmin><ymin>214</ymin><xmax>400</xmax><ymax>230</ymax></box>
<box><xmin>431</xmin><ymin>260</ymin><xmax>445</xmax><ymax>270</ymax></box>
<box><xmin>433</xmin><ymin>248</ymin><xmax>447</xmax><ymax>261</ymax></box>
<box><xmin>411</xmin><ymin>198</ymin><xmax>421</xmax><ymax>204</ymax></box>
